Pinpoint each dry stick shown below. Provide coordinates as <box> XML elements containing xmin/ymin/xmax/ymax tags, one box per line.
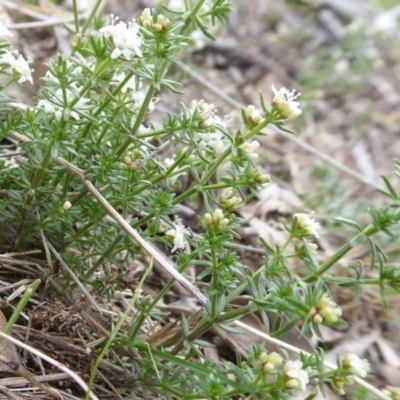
<box><xmin>181</xmin><ymin>64</ymin><xmax>382</xmax><ymax>191</ymax></box>
<box><xmin>233</xmin><ymin>321</ymin><xmax>391</xmax><ymax>400</ymax></box>
<box><xmin>0</xmin><ymin>331</ymin><xmax>99</xmax><ymax>400</ymax></box>
<box><xmin>0</xmin><ymin>353</ymin><xmax>61</xmax><ymax>400</ymax></box>
<box><xmin>0</xmin><ymin>373</ymin><xmax>70</xmax><ymax>387</ymax></box>
<box><xmin>10</xmin><ymin>131</ymin><xmax>207</xmax><ymax>306</ymax></box>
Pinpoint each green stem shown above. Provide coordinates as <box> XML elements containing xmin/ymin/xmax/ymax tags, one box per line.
<box><xmin>81</xmin><ymin>0</ymin><xmax>103</xmax><ymax>34</ymax></box>
<box><xmin>210</xmin><ymin>244</ymin><xmax>219</xmax><ymax>318</ymax></box>
<box><xmin>113</xmin><ymin>86</ymin><xmax>156</xmax><ymax>159</ymax></box>
<box><xmin>0</xmin><ymin>280</ymin><xmax>40</xmax><ymax>345</ymax></box>
<box><xmin>202</xmin><ymin>181</ymin><xmax>247</xmax><ymax>191</ymax></box>
<box><xmin>213</xmin><ymin>304</ymin><xmax>252</xmax><ymax>324</ymax></box>
<box><xmin>304</xmin><ymin>224</ymin><xmax>378</xmax><ymax>283</ymax></box>
<box><xmin>71</xmin><ymin>0</ymin><xmax>79</xmax><ymax>33</ymax></box>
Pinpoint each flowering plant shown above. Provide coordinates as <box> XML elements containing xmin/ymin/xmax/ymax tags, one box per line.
<box><xmin>0</xmin><ymin>1</ymin><xmax>399</xmax><ymax>399</ymax></box>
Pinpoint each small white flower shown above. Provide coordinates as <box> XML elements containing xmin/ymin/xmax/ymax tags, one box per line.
<box><xmin>342</xmin><ymin>354</ymin><xmax>369</xmax><ymax>378</ymax></box>
<box><xmin>13</xmin><ymin>54</ymin><xmax>34</xmax><ymax>84</ymax></box>
<box><xmin>166</xmin><ymin>223</ymin><xmax>189</xmax><ymax>252</ymax></box>
<box><xmin>0</xmin><ymin>50</ymin><xmax>15</xmax><ymax>66</ymax></box>
<box><xmin>62</xmin><ymin>201</ymin><xmax>72</xmax><ymax>211</ymax></box>
<box><xmin>293</xmin><ymin>212</ymin><xmax>321</xmax><ymax>238</ymax></box>
<box><xmin>271</xmin><ymin>85</ymin><xmax>301</xmax><ymax>120</ymax></box>
<box><xmin>284</xmin><ymin>360</ymin><xmax>310</xmax><ymax>391</ymax></box>
<box><xmin>188</xmin><ymin>99</ymin><xmax>230</xmax><ymax>154</ymax></box>
<box><xmin>239</xmin><ymin>140</ymin><xmax>260</xmax><ymax>159</ymax></box>
<box><xmin>37</xmin><ymin>88</ymin><xmax>89</xmax><ymax>121</ymax></box>
<box><xmin>164</xmin><ymin>155</ymin><xmax>184</xmax><ymax>184</ymax></box>
<box><xmin>100</xmin><ymin>17</ymin><xmax>143</xmax><ymax>60</ymax></box>
<box><xmin>0</xmin><ymin>50</ymin><xmax>33</xmax><ymax>85</ymax></box>
<box><xmin>197</xmin><ymin>131</ymin><xmax>225</xmax><ymax>153</ymax></box>
<box><xmin>0</xmin><ymin>21</ymin><xmax>13</xmax><ymax>37</ymax></box>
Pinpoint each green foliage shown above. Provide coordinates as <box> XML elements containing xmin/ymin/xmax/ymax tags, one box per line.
<box><xmin>0</xmin><ymin>1</ymin><xmax>399</xmax><ymax>399</ymax></box>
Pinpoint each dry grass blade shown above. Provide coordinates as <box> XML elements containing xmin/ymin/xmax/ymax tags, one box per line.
<box><xmin>0</xmin><ymin>373</ymin><xmax>70</xmax><ymax>388</ymax></box>
<box><xmin>0</xmin><ymin>331</ymin><xmax>99</xmax><ymax>400</ymax></box>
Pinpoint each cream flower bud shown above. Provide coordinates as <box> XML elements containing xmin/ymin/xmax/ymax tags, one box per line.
<box><xmin>213</xmin><ymin>208</ymin><xmax>224</xmax><ymax>222</ymax></box>
<box><xmin>313</xmin><ymin>313</ymin><xmax>324</xmax><ymax>325</ymax></box>
<box><xmin>267</xmin><ymin>352</ymin><xmax>283</xmax><ymax>367</ymax></box>
<box><xmin>154</xmin><ymin>15</ymin><xmax>171</xmax><ymax>31</ymax></box>
<box><xmin>62</xmin><ymin>201</ymin><xmax>72</xmax><ymax>211</ymax></box>
<box><xmin>204</xmin><ymin>213</ymin><xmax>213</xmax><ymax>226</ymax></box>
<box><xmin>245</xmin><ymin>105</ymin><xmax>264</xmax><ymax>126</ymax></box>
<box><xmin>259</xmin><ymin>352</ymin><xmax>268</xmax><ymax>364</ymax></box>
<box><xmin>140</xmin><ymin>8</ymin><xmax>153</xmax><ymax>28</ymax></box>
<box><xmin>263</xmin><ymin>362</ymin><xmax>275</xmax><ymax>373</ymax></box>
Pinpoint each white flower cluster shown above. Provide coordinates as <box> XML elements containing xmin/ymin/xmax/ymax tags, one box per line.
<box><xmin>283</xmin><ymin>360</ymin><xmax>310</xmax><ymax>391</ymax></box>
<box><xmin>0</xmin><ymin>49</ymin><xmax>33</xmax><ymax>85</ymax></box>
<box><xmin>37</xmin><ymin>86</ymin><xmax>89</xmax><ymax>121</ymax></box>
<box><xmin>333</xmin><ymin>354</ymin><xmax>370</xmax><ymax>395</ymax></box>
<box><xmin>293</xmin><ymin>212</ymin><xmax>321</xmax><ymax>238</ymax></box>
<box><xmin>189</xmin><ymin>100</ymin><xmax>230</xmax><ymax>154</ymax></box>
<box><xmin>99</xmin><ymin>16</ymin><xmax>143</xmax><ymax>60</ymax></box>
<box><xmin>342</xmin><ymin>353</ymin><xmax>369</xmax><ymax>378</ymax></box>
<box><xmin>166</xmin><ymin>222</ymin><xmax>189</xmax><ymax>252</ymax></box>
<box><xmin>271</xmin><ymin>85</ymin><xmax>301</xmax><ymax>120</ymax></box>
<box><xmin>309</xmin><ymin>295</ymin><xmax>342</xmax><ymax>325</ymax></box>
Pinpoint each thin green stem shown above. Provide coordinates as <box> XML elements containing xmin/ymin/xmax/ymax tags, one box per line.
<box><xmin>71</xmin><ymin>0</ymin><xmax>79</xmax><ymax>33</ymax></box>
<box><xmin>0</xmin><ymin>280</ymin><xmax>40</xmax><ymax>345</ymax></box>
<box><xmin>210</xmin><ymin>244</ymin><xmax>219</xmax><ymax>318</ymax></box>
<box><xmin>81</xmin><ymin>0</ymin><xmax>103</xmax><ymax>34</ymax></box>
<box><xmin>304</xmin><ymin>224</ymin><xmax>378</xmax><ymax>283</ymax></box>
<box><xmin>113</xmin><ymin>86</ymin><xmax>156</xmax><ymax>159</ymax></box>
